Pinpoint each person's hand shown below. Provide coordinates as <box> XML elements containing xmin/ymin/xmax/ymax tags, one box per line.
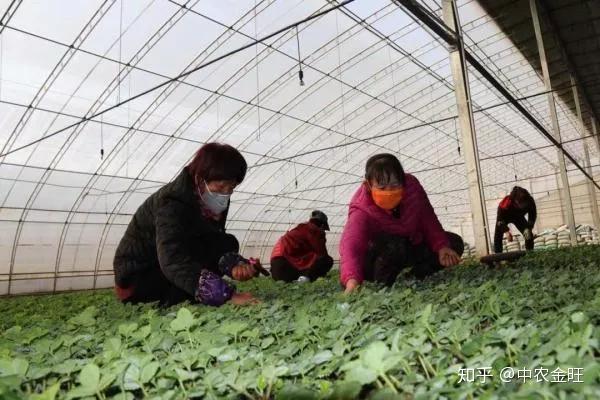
<box><xmin>249</xmin><ymin>258</ymin><xmax>270</xmax><ymax>277</ymax></box>
<box><xmin>523</xmin><ymin>229</ymin><xmax>533</xmax><ymax>241</ymax></box>
<box><xmin>229</xmin><ymin>292</ymin><xmax>260</xmax><ymax>305</ymax></box>
<box><xmin>232</xmin><ymin>263</ymin><xmax>258</xmax><ymax>281</ymax></box>
<box><xmin>438</xmin><ymin>247</ymin><xmax>461</xmax><ymax>267</ymax></box>
<box><xmin>344</xmin><ymin>279</ymin><xmax>360</xmax><ymax>294</ymax></box>
<box><xmin>506</xmin><ymin>232</ymin><xmax>514</xmax><ymax>242</ymax></box>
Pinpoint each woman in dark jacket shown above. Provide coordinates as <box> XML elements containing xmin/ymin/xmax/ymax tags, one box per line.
<box><xmin>113</xmin><ymin>143</ymin><xmax>261</xmax><ymax>307</ymax></box>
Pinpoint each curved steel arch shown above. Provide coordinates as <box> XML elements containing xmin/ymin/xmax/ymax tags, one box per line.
<box><xmin>245</xmin><ymin>72</ymin><xmax>572</xmax><ymax>260</ymax></box>
<box><xmin>231</xmin><ymin>65</ymin><xmax>479</xmax><ymax>251</ymax></box>
<box><xmin>1</xmin><ymin>0</ymin><xmax>133</xmax><ymax>214</ymax></box>
<box><xmin>4</xmin><ymin>0</ymin><xmax>204</xmax><ymax>294</ymax></box>
<box><xmin>79</xmin><ymin>0</ymin><xmax>378</xmax><ymax>288</ymax></box>
<box><xmin>239</xmin><ymin>63</ymin><xmax>510</xmax><ymax>231</ymax></box>
<box><xmin>239</xmin><ymin>102</ymin><xmax>473</xmax><ymax>257</ymax></box>
<box><xmin>76</xmin><ymin>1</ymin><xmax>291</xmax><ymax>288</ymax></box>
<box><xmin>86</xmin><ymin>1</ymin><xmax>370</xmax><ymax>283</ymax></box>
<box><xmin>203</xmin><ymin>4</ymin><xmax>406</xmax><ymax>150</ymax></box>
<box><xmin>21</xmin><ymin>0</ymin><xmax>446</xmax><ymax>268</ymax></box>
<box><xmin>88</xmin><ymin>2</ymin><xmax>446</xmax><ymax>276</ymax></box>
<box><xmin>85</xmin><ymin>1</ymin><xmax>380</xmax><ymax>285</ymax></box>
<box><xmin>232</xmin><ymin>40</ymin><xmax>564</xmax><ymax>209</ymax></box>
<box><xmin>88</xmin><ymin>3</ymin><xmax>432</xmax><ymax>278</ymax></box>
<box><xmin>0</xmin><ymin>0</ymin><xmax>117</xmax><ymax>160</ymax></box>
<box><xmin>0</xmin><ymin>0</ymin><xmax>22</xmax><ymax>35</ymax></box>
<box><xmin>258</xmin><ymin>51</ymin><xmax>569</xmax><ymax>194</ymax></box>
<box><xmin>98</xmin><ymin>30</ymin><xmax>466</xmax><ymax>268</ymax></box>
<box><xmin>3</xmin><ymin>0</ymin><xmax>124</xmax><ymax>294</ymax></box>
<box><xmin>392</xmin><ymin>3</ymin><xmax>560</xmax><ymax>168</ymax></box>
<box><xmin>241</xmin><ymin>14</ymin><xmax>556</xmax><ymax>180</ymax></box>
<box><xmin>1</xmin><ymin>0</ymin><xmax>592</xmax><ymax>288</ymax></box>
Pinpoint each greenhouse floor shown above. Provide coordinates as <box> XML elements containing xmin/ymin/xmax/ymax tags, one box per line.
<box><xmin>1</xmin><ymin>247</ymin><xmax>599</xmax><ymax>399</ymax></box>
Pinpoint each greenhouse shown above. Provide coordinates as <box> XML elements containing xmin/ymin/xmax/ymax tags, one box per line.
<box><xmin>0</xmin><ymin>0</ymin><xmax>599</xmax><ymax>398</ymax></box>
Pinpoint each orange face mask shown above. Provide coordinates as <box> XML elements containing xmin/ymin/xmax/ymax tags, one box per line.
<box><xmin>371</xmin><ymin>187</ymin><xmax>404</xmax><ymax>210</ymax></box>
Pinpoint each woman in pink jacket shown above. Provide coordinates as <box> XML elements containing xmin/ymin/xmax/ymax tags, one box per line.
<box><xmin>340</xmin><ymin>153</ymin><xmax>464</xmax><ymax>293</ymax></box>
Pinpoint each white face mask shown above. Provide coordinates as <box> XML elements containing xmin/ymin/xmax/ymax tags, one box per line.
<box><xmin>200</xmin><ymin>182</ymin><xmax>230</xmax><ymax>214</ymax></box>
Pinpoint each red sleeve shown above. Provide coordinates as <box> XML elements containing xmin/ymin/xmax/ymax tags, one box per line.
<box><xmin>281</xmin><ymin>226</ymin><xmax>302</xmax><ymax>255</ymax></box>
<box><xmin>293</xmin><ymin>224</ymin><xmax>327</xmax><ymax>256</ymax></box>
<box><xmin>282</xmin><ymin>224</ymin><xmax>315</xmax><ymax>256</ymax></box>
<box><xmin>311</xmin><ymin>231</ymin><xmax>328</xmax><ymax>257</ymax></box>
<box><xmin>284</xmin><ymin>226</ymin><xmax>301</xmax><ymax>242</ymax></box>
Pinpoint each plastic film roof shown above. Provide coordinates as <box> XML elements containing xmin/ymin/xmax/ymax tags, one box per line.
<box><xmin>0</xmin><ymin>0</ymin><xmax>598</xmax><ymax>294</ymax></box>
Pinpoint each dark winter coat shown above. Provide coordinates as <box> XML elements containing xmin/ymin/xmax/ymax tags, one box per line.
<box><xmin>113</xmin><ymin>167</ymin><xmax>231</xmax><ymax>297</ymax></box>
<box><xmin>496</xmin><ymin>187</ymin><xmax>537</xmax><ymax>230</ymax></box>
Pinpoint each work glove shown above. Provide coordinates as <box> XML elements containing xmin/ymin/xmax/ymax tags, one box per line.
<box><xmin>218</xmin><ymin>252</ymin><xmax>270</xmax><ymax>280</ymax></box>
<box><xmin>195</xmin><ymin>270</ymin><xmax>235</xmax><ymax>306</ymax></box>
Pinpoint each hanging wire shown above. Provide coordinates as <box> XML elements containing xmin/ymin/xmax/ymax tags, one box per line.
<box><xmin>216</xmin><ymin>95</ymin><xmax>219</xmax><ymax>132</ymax></box>
<box><xmin>126</xmin><ymin>72</ymin><xmax>131</xmax><ymax>177</ymax></box>
<box><xmin>512</xmin><ymin>154</ymin><xmax>518</xmax><ymax>181</ymax></box>
<box><xmin>118</xmin><ymin>0</ymin><xmax>123</xmax><ymax>104</ymax></box>
<box><xmin>335</xmin><ymin>11</ymin><xmax>348</xmax><ymax>163</ymax></box>
<box><xmin>279</xmin><ymin>114</ymin><xmax>283</xmax><ymax>140</ymax></box>
<box><xmin>454</xmin><ymin>117</ymin><xmax>461</xmax><ymax>156</ymax></box>
<box><xmin>436</xmin><ymin>127</ymin><xmax>441</xmax><ymax>168</ymax></box>
<box><xmin>0</xmin><ymin>33</ymin><xmax>3</xmax><ymax>101</ymax></box>
<box><xmin>333</xmin><ymin>184</ymin><xmax>336</xmax><ymax>205</ymax></box>
<box><xmin>295</xmin><ymin>26</ymin><xmax>304</xmax><ymax>86</ymax></box>
<box><xmin>100</xmin><ymin>115</ymin><xmax>104</xmax><ymax>160</ymax></box>
<box><xmin>293</xmin><ymin>162</ymin><xmax>298</xmax><ymax>188</ymax></box>
<box><xmin>254</xmin><ymin>0</ymin><xmax>261</xmax><ymax>141</ymax></box>
<box><xmin>387</xmin><ymin>44</ymin><xmax>402</xmax><ymax>155</ymax></box>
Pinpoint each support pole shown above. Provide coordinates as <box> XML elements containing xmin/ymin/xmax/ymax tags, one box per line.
<box><xmin>394</xmin><ymin>0</ymin><xmax>599</xmax><ymax>190</ymax></box>
<box><xmin>530</xmin><ymin>0</ymin><xmax>577</xmax><ymax>245</ymax></box>
<box><xmin>528</xmin><ymin>179</ymin><xmax>540</xmax><ymax>231</ymax></box>
<box><xmin>571</xmin><ymin>76</ymin><xmax>600</xmax><ymax>230</ymax></box>
<box><xmin>554</xmin><ymin>170</ymin><xmax>566</xmax><ymax>225</ymax></box>
<box><xmin>442</xmin><ymin>0</ymin><xmax>490</xmax><ymax>255</ymax></box>
<box><xmin>593</xmin><ymin>117</ymin><xmax>600</xmax><ymax>155</ymax></box>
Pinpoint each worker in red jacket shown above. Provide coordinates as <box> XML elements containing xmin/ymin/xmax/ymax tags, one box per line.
<box><xmin>270</xmin><ymin>210</ymin><xmax>333</xmax><ymax>282</ymax></box>
<box><xmin>493</xmin><ymin>186</ymin><xmax>537</xmax><ymax>253</ymax></box>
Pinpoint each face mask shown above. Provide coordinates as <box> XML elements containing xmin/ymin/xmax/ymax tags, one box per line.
<box><xmin>371</xmin><ymin>187</ymin><xmax>404</xmax><ymax>210</ymax></box>
<box><xmin>199</xmin><ymin>181</ymin><xmax>230</xmax><ymax>214</ymax></box>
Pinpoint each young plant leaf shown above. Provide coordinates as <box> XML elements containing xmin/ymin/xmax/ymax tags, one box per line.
<box><xmin>170</xmin><ymin>307</ymin><xmax>195</xmax><ymax>332</ymax></box>
<box><xmin>140</xmin><ymin>361</ymin><xmax>160</xmax><ymax>384</ymax></box>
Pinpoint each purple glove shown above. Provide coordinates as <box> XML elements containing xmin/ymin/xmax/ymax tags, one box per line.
<box><xmin>195</xmin><ymin>270</ymin><xmax>235</xmax><ymax>306</ymax></box>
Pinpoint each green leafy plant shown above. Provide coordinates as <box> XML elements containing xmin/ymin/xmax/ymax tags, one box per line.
<box><xmin>0</xmin><ymin>247</ymin><xmax>599</xmax><ymax>398</ymax></box>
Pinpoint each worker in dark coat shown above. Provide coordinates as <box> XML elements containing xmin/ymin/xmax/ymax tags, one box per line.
<box><xmin>113</xmin><ymin>143</ymin><xmax>263</xmax><ymax>307</ymax></box>
<box><xmin>493</xmin><ymin>186</ymin><xmax>537</xmax><ymax>253</ymax></box>
<box><xmin>270</xmin><ymin>210</ymin><xmax>334</xmax><ymax>282</ymax></box>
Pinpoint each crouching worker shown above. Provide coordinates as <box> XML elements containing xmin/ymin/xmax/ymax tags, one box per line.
<box><xmin>494</xmin><ymin>186</ymin><xmax>537</xmax><ymax>253</ymax></box>
<box><xmin>270</xmin><ymin>210</ymin><xmax>334</xmax><ymax>282</ymax></box>
<box><xmin>340</xmin><ymin>154</ymin><xmax>464</xmax><ymax>294</ymax></box>
<box><xmin>113</xmin><ymin>143</ymin><xmax>262</xmax><ymax>307</ymax></box>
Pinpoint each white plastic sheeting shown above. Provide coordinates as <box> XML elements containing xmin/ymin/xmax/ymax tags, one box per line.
<box><xmin>0</xmin><ymin>0</ymin><xmax>597</xmax><ymax>294</ymax></box>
